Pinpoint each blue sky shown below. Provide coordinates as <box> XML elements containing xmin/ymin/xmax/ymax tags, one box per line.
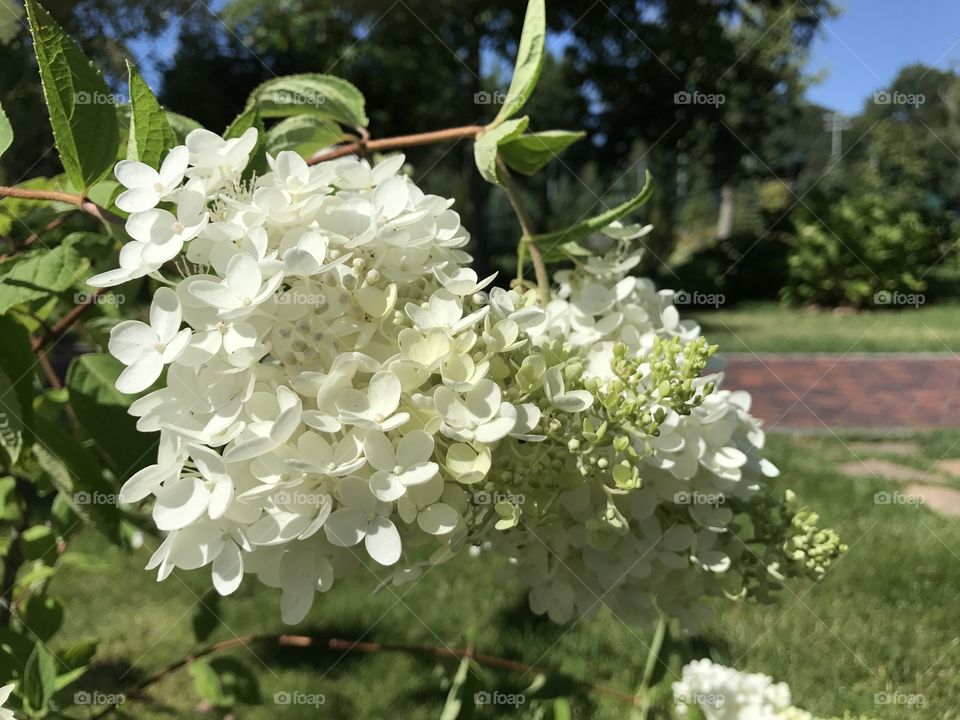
<box><xmin>805</xmin><ymin>0</ymin><xmax>960</xmax><ymax>114</ymax></box>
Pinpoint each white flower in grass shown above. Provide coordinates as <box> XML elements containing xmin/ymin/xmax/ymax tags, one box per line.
<box><xmin>114</xmin><ymin>145</ymin><xmax>188</xmax><ymax>213</ymax></box>
<box><xmin>324</xmin><ymin>476</ymin><xmax>402</xmax><ymax>565</ymax></box>
<box><xmin>336</xmin><ymin>371</ymin><xmax>409</xmax><ymax>432</ymax></box>
<box><xmin>364</xmin><ymin>429</ymin><xmax>439</xmax><ymax>501</ymax></box>
<box><xmin>109</xmin><ymin>287</ymin><xmax>191</xmax><ymax>393</ymax></box>
<box><xmin>188</xmin><ymin>253</ymin><xmax>284</xmax><ymax>320</ymax></box>
<box><xmin>397</xmin><ymin>475</ymin><xmax>460</xmax><ymax>536</ymax></box>
<box><xmin>434</xmin><ymin>380</ymin><xmax>516</xmax><ymax>443</ymax></box>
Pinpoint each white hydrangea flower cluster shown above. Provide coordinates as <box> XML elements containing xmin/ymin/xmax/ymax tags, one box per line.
<box><xmin>0</xmin><ymin>683</ymin><xmax>16</xmax><ymax>720</ymax></box>
<box><xmin>672</xmin><ymin>659</ymin><xmax>813</xmax><ymax>720</ymax></box>
<box><xmin>90</xmin><ymin>128</ymin><xmax>840</xmax><ymax>626</ymax></box>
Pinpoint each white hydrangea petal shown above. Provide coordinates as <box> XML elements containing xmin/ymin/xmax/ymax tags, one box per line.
<box><xmin>363</xmin><ymin>430</ymin><xmax>396</xmax><ymax>472</ymax></box>
<box><xmin>108</xmin><ymin>321</ymin><xmax>156</xmax><ymax>365</ymax></box>
<box><xmin>324</xmin><ymin>507</ymin><xmax>367</xmax><ymax>547</ymax></box>
<box><xmin>417</xmin><ymin>503</ymin><xmax>459</xmax><ymax>535</ymax></box>
<box><xmin>396</xmin><ymin>429</ymin><xmax>433</xmax><ymax>467</ymax></box>
<box><xmin>116</xmin><ymin>353</ymin><xmax>164</xmax><ymax>394</ymax></box>
<box><xmin>153</xmin><ymin>476</ymin><xmax>211</xmax><ymax>531</ymax></box>
<box><xmin>364</xmin><ymin>517</ymin><xmax>401</xmax><ymax>565</ymax></box>
<box><xmin>212</xmin><ymin>542</ymin><xmax>243</xmax><ymax>596</ymax></box>
<box><xmin>369</xmin><ymin>470</ymin><xmax>405</xmax><ymax>502</ymax></box>
<box><xmin>398</xmin><ymin>461</ymin><xmax>438</xmax><ymax>487</ymax></box>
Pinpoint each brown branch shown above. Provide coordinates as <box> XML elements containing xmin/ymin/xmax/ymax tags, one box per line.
<box><xmin>31</xmin><ymin>287</ymin><xmax>106</xmax><ymax>352</ymax></box>
<box><xmin>89</xmin><ymin>633</ymin><xmax>639</xmax><ymax>718</ymax></box>
<box><xmin>308</xmin><ymin>125</ymin><xmax>484</xmax><ymax>165</ymax></box>
<box><xmin>0</xmin><ymin>185</ymin><xmax>123</xmax><ymax>226</ymax></box>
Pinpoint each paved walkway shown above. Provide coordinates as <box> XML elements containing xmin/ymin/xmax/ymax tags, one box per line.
<box><xmin>722</xmin><ymin>353</ymin><xmax>960</xmax><ymax>430</ymax></box>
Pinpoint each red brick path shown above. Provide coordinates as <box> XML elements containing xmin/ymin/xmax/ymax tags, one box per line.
<box><xmin>722</xmin><ymin>354</ymin><xmax>960</xmax><ymax>430</ymax></box>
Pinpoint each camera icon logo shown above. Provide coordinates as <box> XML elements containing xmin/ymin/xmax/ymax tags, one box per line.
<box><xmin>274</xmin><ymin>691</ymin><xmax>292</xmax><ymax>705</ymax></box>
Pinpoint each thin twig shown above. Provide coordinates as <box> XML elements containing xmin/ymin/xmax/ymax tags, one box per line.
<box><xmin>495</xmin><ymin>156</ymin><xmax>550</xmax><ymax>307</ymax></box>
<box><xmin>0</xmin><ymin>185</ymin><xmax>123</xmax><ymax>226</ymax></box>
<box><xmin>31</xmin><ymin>287</ymin><xmax>106</xmax><ymax>352</ymax></box>
<box><xmin>89</xmin><ymin>633</ymin><xmax>639</xmax><ymax>718</ymax></box>
<box><xmin>308</xmin><ymin>125</ymin><xmax>484</xmax><ymax>165</ymax></box>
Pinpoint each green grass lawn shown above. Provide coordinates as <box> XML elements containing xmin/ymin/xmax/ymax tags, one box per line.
<box><xmin>48</xmin><ymin>432</ymin><xmax>960</xmax><ymax>719</ymax></box>
<box><xmin>689</xmin><ymin>301</ymin><xmax>960</xmax><ymax>353</ymax></box>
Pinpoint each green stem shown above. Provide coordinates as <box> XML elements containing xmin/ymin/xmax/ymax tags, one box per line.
<box><xmin>637</xmin><ymin>612</ymin><xmax>668</xmax><ymax>719</ymax></box>
<box><xmin>495</xmin><ymin>156</ymin><xmax>550</xmax><ymax>307</ymax></box>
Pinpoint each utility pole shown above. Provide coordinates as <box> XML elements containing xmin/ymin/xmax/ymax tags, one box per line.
<box><xmin>823</xmin><ymin>111</ymin><xmax>852</xmax><ymax>159</ymax></box>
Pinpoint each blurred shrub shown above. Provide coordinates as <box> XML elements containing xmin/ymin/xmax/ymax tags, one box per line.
<box><xmin>782</xmin><ymin>191</ymin><xmax>950</xmax><ymax>307</ymax></box>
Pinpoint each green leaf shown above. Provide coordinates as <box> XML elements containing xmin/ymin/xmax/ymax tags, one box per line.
<box><xmin>189</xmin><ymin>660</ymin><xmax>229</xmax><ymax>708</ymax></box>
<box><xmin>126</xmin><ymin>61</ymin><xmax>176</xmax><ymax>168</ymax></box>
<box><xmin>439</xmin><ymin>652</ymin><xmax>475</xmax><ymax>720</ymax></box>
<box><xmin>0</xmin><ymin>368</ymin><xmax>23</xmax><ymax>466</ymax></box>
<box><xmin>23</xmin><ymin>641</ymin><xmax>57</xmax><ymax>713</ymax></box>
<box><xmin>166</xmin><ymin>111</ymin><xmax>203</xmax><ymax>142</ymax></box>
<box><xmin>492</xmin><ymin>0</ymin><xmax>546</xmax><ymax>125</ymax></box>
<box><xmin>530</xmin><ymin>170</ymin><xmax>654</xmax><ymax>248</ymax></box>
<box><xmin>31</xmin><ymin>416</ymin><xmax>121</xmax><ymax>542</ymax></box>
<box><xmin>20</xmin><ymin>525</ymin><xmax>56</xmax><ymax>561</ymax></box>
<box><xmin>265</xmin><ymin>115</ymin><xmax>344</xmax><ymax>158</ymax></box>
<box><xmin>208</xmin><ymin>657</ymin><xmax>261</xmax><ymax>705</ymax></box>
<box><xmin>0</xmin><ymin>476</ymin><xmax>18</xmax><ymax>521</ymax></box>
<box><xmin>66</xmin><ymin>353</ymin><xmax>157</xmax><ymax>479</ymax></box>
<box><xmin>0</xmin><ymin>238</ymin><xmax>90</xmax><ymax>314</ymax></box>
<box><xmin>58</xmin><ymin>551</ymin><xmax>109</xmax><ymax>571</ymax></box>
<box><xmin>248</xmin><ymin>74</ymin><xmax>368</xmax><ymax>127</ymax></box>
<box><xmin>551</xmin><ymin>699</ymin><xmax>573</xmax><ymax>720</ymax></box>
<box><xmin>58</xmin><ymin>639</ymin><xmax>98</xmax><ymax>670</ymax></box>
<box><xmin>0</xmin><ymin>315</ymin><xmax>37</xmax><ymax>435</ymax></box>
<box><xmin>18</xmin><ymin>594</ymin><xmax>64</xmax><ymax>642</ymax></box>
<box><xmin>500</xmin><ymin>130</ymin><xmax>585</xmax><ymax>175</ymax></box>
<box><xmin>0</xmin><ymin>100</ymin><xmax>12</xmax><ymax>159</ymax></box>
<box><xmin>473</xmin><ymin>116</ymin><xmax>529</xmax><ymax>186</ymax></box>
<box><xmin>24</xmin><ymin>0</ymin><xmax>119</xmax><ymax>190</ymax></box>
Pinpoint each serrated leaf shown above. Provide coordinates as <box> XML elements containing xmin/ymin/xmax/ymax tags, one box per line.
<box><xmin>126</xmin><ymin>62</ymin><xmax>176</xmax><ymax>168</ymax></box>
<box><xmin>473</xmin><ymin>116</ymin><xmax>529</xmax><ymax>186</ymax></box>
<box><xmin>500</xmin><ymin>130</ymin><xmax>585</xmax><ymax>175</ymax></box>
<box><xmin>492</xmin><ymin>0</ymin><xmax>545</xmax><ymax>125</ymax></box>
<box><xmin>530</xmin><ymin>170</ymin><xmax>653</xmax><ymax>248</ymax></box>
<box><xmin>66</xmin><ymin>353</ymin><xmax>156</xmax><ymax>479</ymax></box>
<box><xmin>0</xmin><ymin>238</ymin><xmax>90</xmax><ymax>313</ymax></box>
<box><xmin>248</xmin><ymin>74</ymin><xmax>368</xmax><ymax>127</ymax></box>
<box><xmin>0</xmin><ymin>368</ymin><xmax>23</xmax><ymax>465</ymax></box>
<box><xmin>25</xmin><ymin>0</ymin><xmax>119</xmax><ymax>190</ymax></box>
<box><xmin>23</xmin><ymin>641</ymin><xmax>57</xmax><ymax>712</ymax></box>
<box><xmin>0</xmin><ymin>100</ymin><xmax>11</xmax><ymax>159</ymax></box>
<box><xmin>265</xmin><ymin>115</ymin><xmax>344</xmax><ymax>158</ymax></box>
